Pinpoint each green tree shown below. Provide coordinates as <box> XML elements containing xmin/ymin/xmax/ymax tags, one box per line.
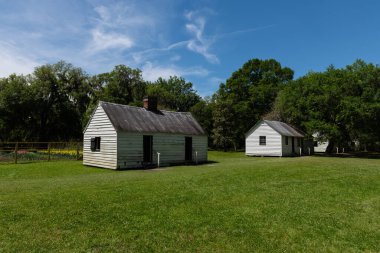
<box><xmin>190</xmin><ymin>97</ymin><xmax>215</xmax><ymax>146</ymax></box>
<box><xmin>275</xmin><ymin>69</ymin><xmax>346</xmax><ymax>152</ymax></box>
<box><xmin>212</xmin><ymin>98</ymin><xmax>237</xmax><ymax>151</ymax></box>
<box><xmin>30</xmin><ymin>61</ymin><xmax>91</xmax><ymax>141</ymax></box>
<box><xmin>338</xmin><ymin>60</ymin><xmax>380</xmax><ymax>150</ymax></box>
<box><xmin>213</xmin><ymin>59</ymin><xmax>294</xmax><ymax>149</ymax></box>
<box><xmin>101</xmin><ymin>65</ymin><xmax>146</xmax><ymax>106</ymax></box>
<box><xmin>147</xmin><ymin>76</ymin><xmax>200</xmax><ymax>111</ymax></box>
<box><xmin>274</xmin><ymin>60</ymin><xmax>380</xmax><ymax>152</ymax></box>
<box><xmin>0</xmin><ymin>74</ymin><xmax>34</xmax><ymax>141</ymax></box>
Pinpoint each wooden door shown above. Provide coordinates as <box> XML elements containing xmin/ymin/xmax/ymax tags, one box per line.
<box><xmin>143</xmin><ymin>135</ymin><xmax>153</xmax><ymax>163</ymax></box>
<box><xmin>185</xmin><ymin>137</ymin><xmax>192</xmax><ymax>161</ymax></box>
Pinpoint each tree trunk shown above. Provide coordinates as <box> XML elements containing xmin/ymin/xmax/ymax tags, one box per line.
<box><xmin>326</xmin><ymin>140</ymin><xmax>335</xmax><ymax>154</ymax></box>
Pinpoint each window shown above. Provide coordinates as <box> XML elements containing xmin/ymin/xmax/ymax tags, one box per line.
<box><xmin>313</xmin><ymin>141</ymin><xmax>318</xmax><ymax>147</ymax></box>
<box><xmin>285</xmin><ymin>136</ymin><xmax>289</xmax><ymax>145</ymax></box>
<box><xmin>259</xmin><ymin>136</ymin><xmax>266</xmax><ymax>145</ymax></box>
<box><xmin>297</xmin><ymin>138</ymin><xmax>301</xmax><ymax>146</ymax></box>
<box><xmin>91</xmin><ymin>137</ymin><xmax>101</xmax><ymax>151</ymax></box>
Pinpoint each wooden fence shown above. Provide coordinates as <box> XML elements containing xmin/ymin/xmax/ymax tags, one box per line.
<box><xmin>0</xmin><ymin>142</ymin><xmax>83</xmax><ymax>164</ymax></box>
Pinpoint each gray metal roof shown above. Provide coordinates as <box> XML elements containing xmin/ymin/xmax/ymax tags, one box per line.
<box><xmin>264</xmin><ymin>120</ymin><xmax>304</xmax><ymax>137</ymax></box>
<box><xmin>100</xmin><ymin>101</ymin><xmax>206</xmax><ymax>135</ymax></box>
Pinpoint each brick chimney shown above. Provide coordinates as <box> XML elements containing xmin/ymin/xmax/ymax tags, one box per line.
<box><xmin>143</xmin><ymin>96</ymin><xmax>158</xmax><ymax>111</ymax></box>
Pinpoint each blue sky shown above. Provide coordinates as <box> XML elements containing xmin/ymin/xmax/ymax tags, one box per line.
<box><xmin>1</xmin><ymin>0</ymin><xmax>380</xmax><ymax>96</ymax></box>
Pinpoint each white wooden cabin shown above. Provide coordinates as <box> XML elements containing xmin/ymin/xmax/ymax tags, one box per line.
<box><xmin>245</xmin><ymin>120</ymin><xmax>304</xmax><ymax>157</ymax></box>
<box><xmin>83</xmin><ymin>98</ymin><xmax>207</xmax><ymax>169</ymax></box>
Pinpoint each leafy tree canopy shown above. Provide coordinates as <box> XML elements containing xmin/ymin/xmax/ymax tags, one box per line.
<box><xmin>147</xmin><ymin>76</ymin><xmax>200</xmax><ymax>112</ymax></box>
<box><xmin>274</xmin><ymin>60</ymin><xmax>380</xmax><ymax>152</ymax></box>
<box><xmin>212</xmin><ymin>59</ymin><xmax>294</xmax><ymax>150</ymax></box>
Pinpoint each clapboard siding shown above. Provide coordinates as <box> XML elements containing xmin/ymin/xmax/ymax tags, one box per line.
<box><xmin>153</xmin><ymin>134</ymin><xmax>185</xmax><ymax>165</ymax></box>
<box><xmin>282</xmin><ymin>136</ymin><xmax>302</xmax><ymax>156</ymax></box>
<box><xmin>84</xmin><ymin>101</ymin><xmax>208</xmax><ymax>169</ymax></box>
<box><xmin>246</xmin><ymin>120</ymin><xmax>306</xmax><ymax>157</ymax></box>
<box><xmin>192</xmin><ymin>135</ymin><xmax>208</xmax><ymax>162</ymax></box>
<box><xmin>83</xmin><ymin>105</ymin><xmax>117</xmax><ymax>169</ymax></box>
<box><xmin>117</xmin><ymin>133</ymin><xmax>143</xmax><ymax>168</ymax></box>
<box><xmin>246</xmin><ymin>122</ymin><xmax>282</xmax><ymax>156</ymax></box>
<box><xmin>117</xmin><ymin>133</ymin><xmax>208</xmax><ymax>169</ymax></box>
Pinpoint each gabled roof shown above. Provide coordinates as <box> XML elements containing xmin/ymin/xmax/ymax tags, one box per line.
<box><xmin>100</xmin><ymin>101</ymin><xmax>206</xmax><ymax>135</ymax></box>
<box><xmin>246</xmin><ymin>120</ymin><xmax>304</xmax><ymax>137</ymax></box>
<box><xmin>264</xmin><ymin>120</ymin><xmax>304</xmax><ymax>137</ymax></box>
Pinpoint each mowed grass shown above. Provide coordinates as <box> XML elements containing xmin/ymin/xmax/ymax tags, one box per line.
<box><xmin>0</xmin><ymin>152</ymin><xmax>379</xmax><ymax>252</ymax></box>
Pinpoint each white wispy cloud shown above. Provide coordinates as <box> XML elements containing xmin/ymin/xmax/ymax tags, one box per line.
<box><xmin>86</xmin><ymin>3</ymin><xmax>156</xmax><ymax>54</ymax></box>
<box><xmin>131</xmin><ymin>41</ymin><xmax>188</xmax><ymax>64</ymax></box>
<box><xmin>142</xmin><ymin>61</ymin><xmax>209</xmax><ymax>82</ymax></box>
<box><xmin>0</xmin><ymin>42</ymin><xmax>40</xmax><ymax>77</ymax></box>
<box><xmin>0</xmin><ymin>0</ymin><xmax>275</xmax><ymax>88</ymax></box>
<box><xmin>184</xmin><ymin>10</ymin><xmax>219</xmax><ymax>64</ymax></box>
<box><xmin>89</xmin><ymin>29</ymin><xmax>134</xmax><ymax>52</ymax></box>
<box><xmin>216</xmin><ymin>24</ymin><xmax>276</xmax><ymax>39</ymax></box>
<box><xmin>129</xmin><ymin>10</ymin><xmax>220</xmax><ymax>65</ymax></box>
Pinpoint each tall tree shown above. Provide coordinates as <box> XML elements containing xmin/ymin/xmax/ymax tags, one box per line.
<box><xmin>0</xmin><ymin>74</ymin><xmax>34</xmax><ymax>141</ymax></box>
<box><xmin>31</xmin><ymin>61</ymin><xmax>91</xmax><ymax>141</ymax></box>
<box><xmin>212</xmin><ymin>98</ymin><xmax>237</xmax><ymax>151</ymax></box>
<box><xmin>101</xmin><ymin>65</ymin><xmax>146</xmax><ymax>106</ymax></box>
<box><xmin>274</xmin><ymin>60</ymin><xmax>380</xmax><ymax>152</ymax></box>
<box><xmin>213</xmin><ymin>59</ymin><xmax>294</xmax><ymax>149</ymax></box>
<box><xmin>147</xmin><ymin>76</ymin><xmax>200</xmax><ymax>111</ymax></box>
<box><xmin>190</xmin><ymin>97</ymin><xmax>215</xmax><ymax>146</ymax></box>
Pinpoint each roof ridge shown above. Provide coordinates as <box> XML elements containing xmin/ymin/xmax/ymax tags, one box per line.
<box><xmin>98</xmin><ymin>100</ymin><xmax>205</xmax><ymax>135</ymax></box>
<box><xmin>100</xmin><ymin>101</ymin><xmax>141</xmax><ymax>110</ymax></box>
<box><xmin>101</xmin><ymin>101</ymin><xmax>191</xmax><ymax>114</ymax></box>
<box><xmin>264</xmin><ymin>120</ymin><xmax>304</xmax><ymax>137</ymax></box>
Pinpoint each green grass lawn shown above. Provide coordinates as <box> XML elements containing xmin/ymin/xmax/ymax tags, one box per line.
<box><xmin>1</xmin><ymin>152</ymin><xmax>379</xmax><ymax>252</ymax></box>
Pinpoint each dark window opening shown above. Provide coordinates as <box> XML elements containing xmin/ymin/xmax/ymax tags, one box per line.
<box><xmin>314</xmin><ymin>141</ymin><xmax>318</xmax><ymax>147</ymax></box>
<box><xmin>185</xmin><ymin>137</ymin><xmax>192</xmax><ymax>161</ymax></box>
<box><xmin>297</xmin><ymin>138</ymin><xmax>301</xmax><ymax>146</ymax></box>
<box><xmin>285</xmin><ymin>136</ymin><xmax>289</xmax><ymax>145</ymax></box>
<box><xmin>91</xmin><ymin>137</ymin><xmax>101</xmax><ymax>151</ymax></box>
<box><xmin>259</xmin><ymin>136</ymin><xmax>266</xmax><ymax>145</ymax></box>
<box><xmin>143</xmin><ymin>135</ymin><xmax>153</xmax><ymax>163</ymax></box>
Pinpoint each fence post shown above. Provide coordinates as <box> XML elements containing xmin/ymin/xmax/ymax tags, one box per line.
<box><xmin>76</xmin><ymin>142</ymin><xmax>80</xmax><ymax>160</ymax></box>
<box><xmin>48</xmin><ymin>143</ymin><xmax>51</xmax><ymax>161</ymax></box>
<box><xmin>15</xmin><ymin>142</ymin><xmax>18</xmax><ymax>164</ymax></box>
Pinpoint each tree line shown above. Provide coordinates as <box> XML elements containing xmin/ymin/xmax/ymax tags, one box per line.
<box><xmin>0</xmin><ymin>59</ymin><xmax>378</xmax><ymax>152</ymax></box>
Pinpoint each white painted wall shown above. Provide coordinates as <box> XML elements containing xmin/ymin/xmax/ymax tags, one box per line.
<box><xmin>117</xmin><ymin>132</ymin><xmax>207</xmax><ymax>169</ymax></box>
<box><xmin>245</xmin><ymin>122</ymin><xmax>282</xmax><ymax>156</ymax></box>
<box><xmin>83</xmin><ymin>105</ymin><xmax>117</xmax><ymax>169</ymax></box>
<box><xmin>192</xmin><ymin>135</ymin><xmax>208</xmax><ymax>163</ymax></box>
<box><xmin>117</xmin><ymin>132</ymin><xmax>143</xmax><ymax>168</ymax></box>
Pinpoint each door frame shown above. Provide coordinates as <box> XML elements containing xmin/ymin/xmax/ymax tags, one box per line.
<box><xmin>185</xmin><ymin>137</ymin><xmax>192</xmax><ymax>161</ymax></box>
<box><xmin>143</xmin><ymin>135</ymin><xmax>153</xmax><ymax>163</ymax></box>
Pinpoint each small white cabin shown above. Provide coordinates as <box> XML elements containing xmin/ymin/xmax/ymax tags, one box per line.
<box><xmin>83</xmin><ymin>97</ymin><xmax>207</xmax><ymax>169</ymax></box>
<box><xmin>245</xmin><ymin>120</ymin><xmax>304</xmax><ymax>157</ymax></box>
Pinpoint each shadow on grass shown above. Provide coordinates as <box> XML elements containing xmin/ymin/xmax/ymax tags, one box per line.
<box><xmin>314</xmin><ymin>152</ymin><xmax>380</xmax><ymax>159</ymax></box>
<box><xmin>116</xmin><ymin>160</ymin><xmax>219</xmax><ymax>171</ymax></box>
